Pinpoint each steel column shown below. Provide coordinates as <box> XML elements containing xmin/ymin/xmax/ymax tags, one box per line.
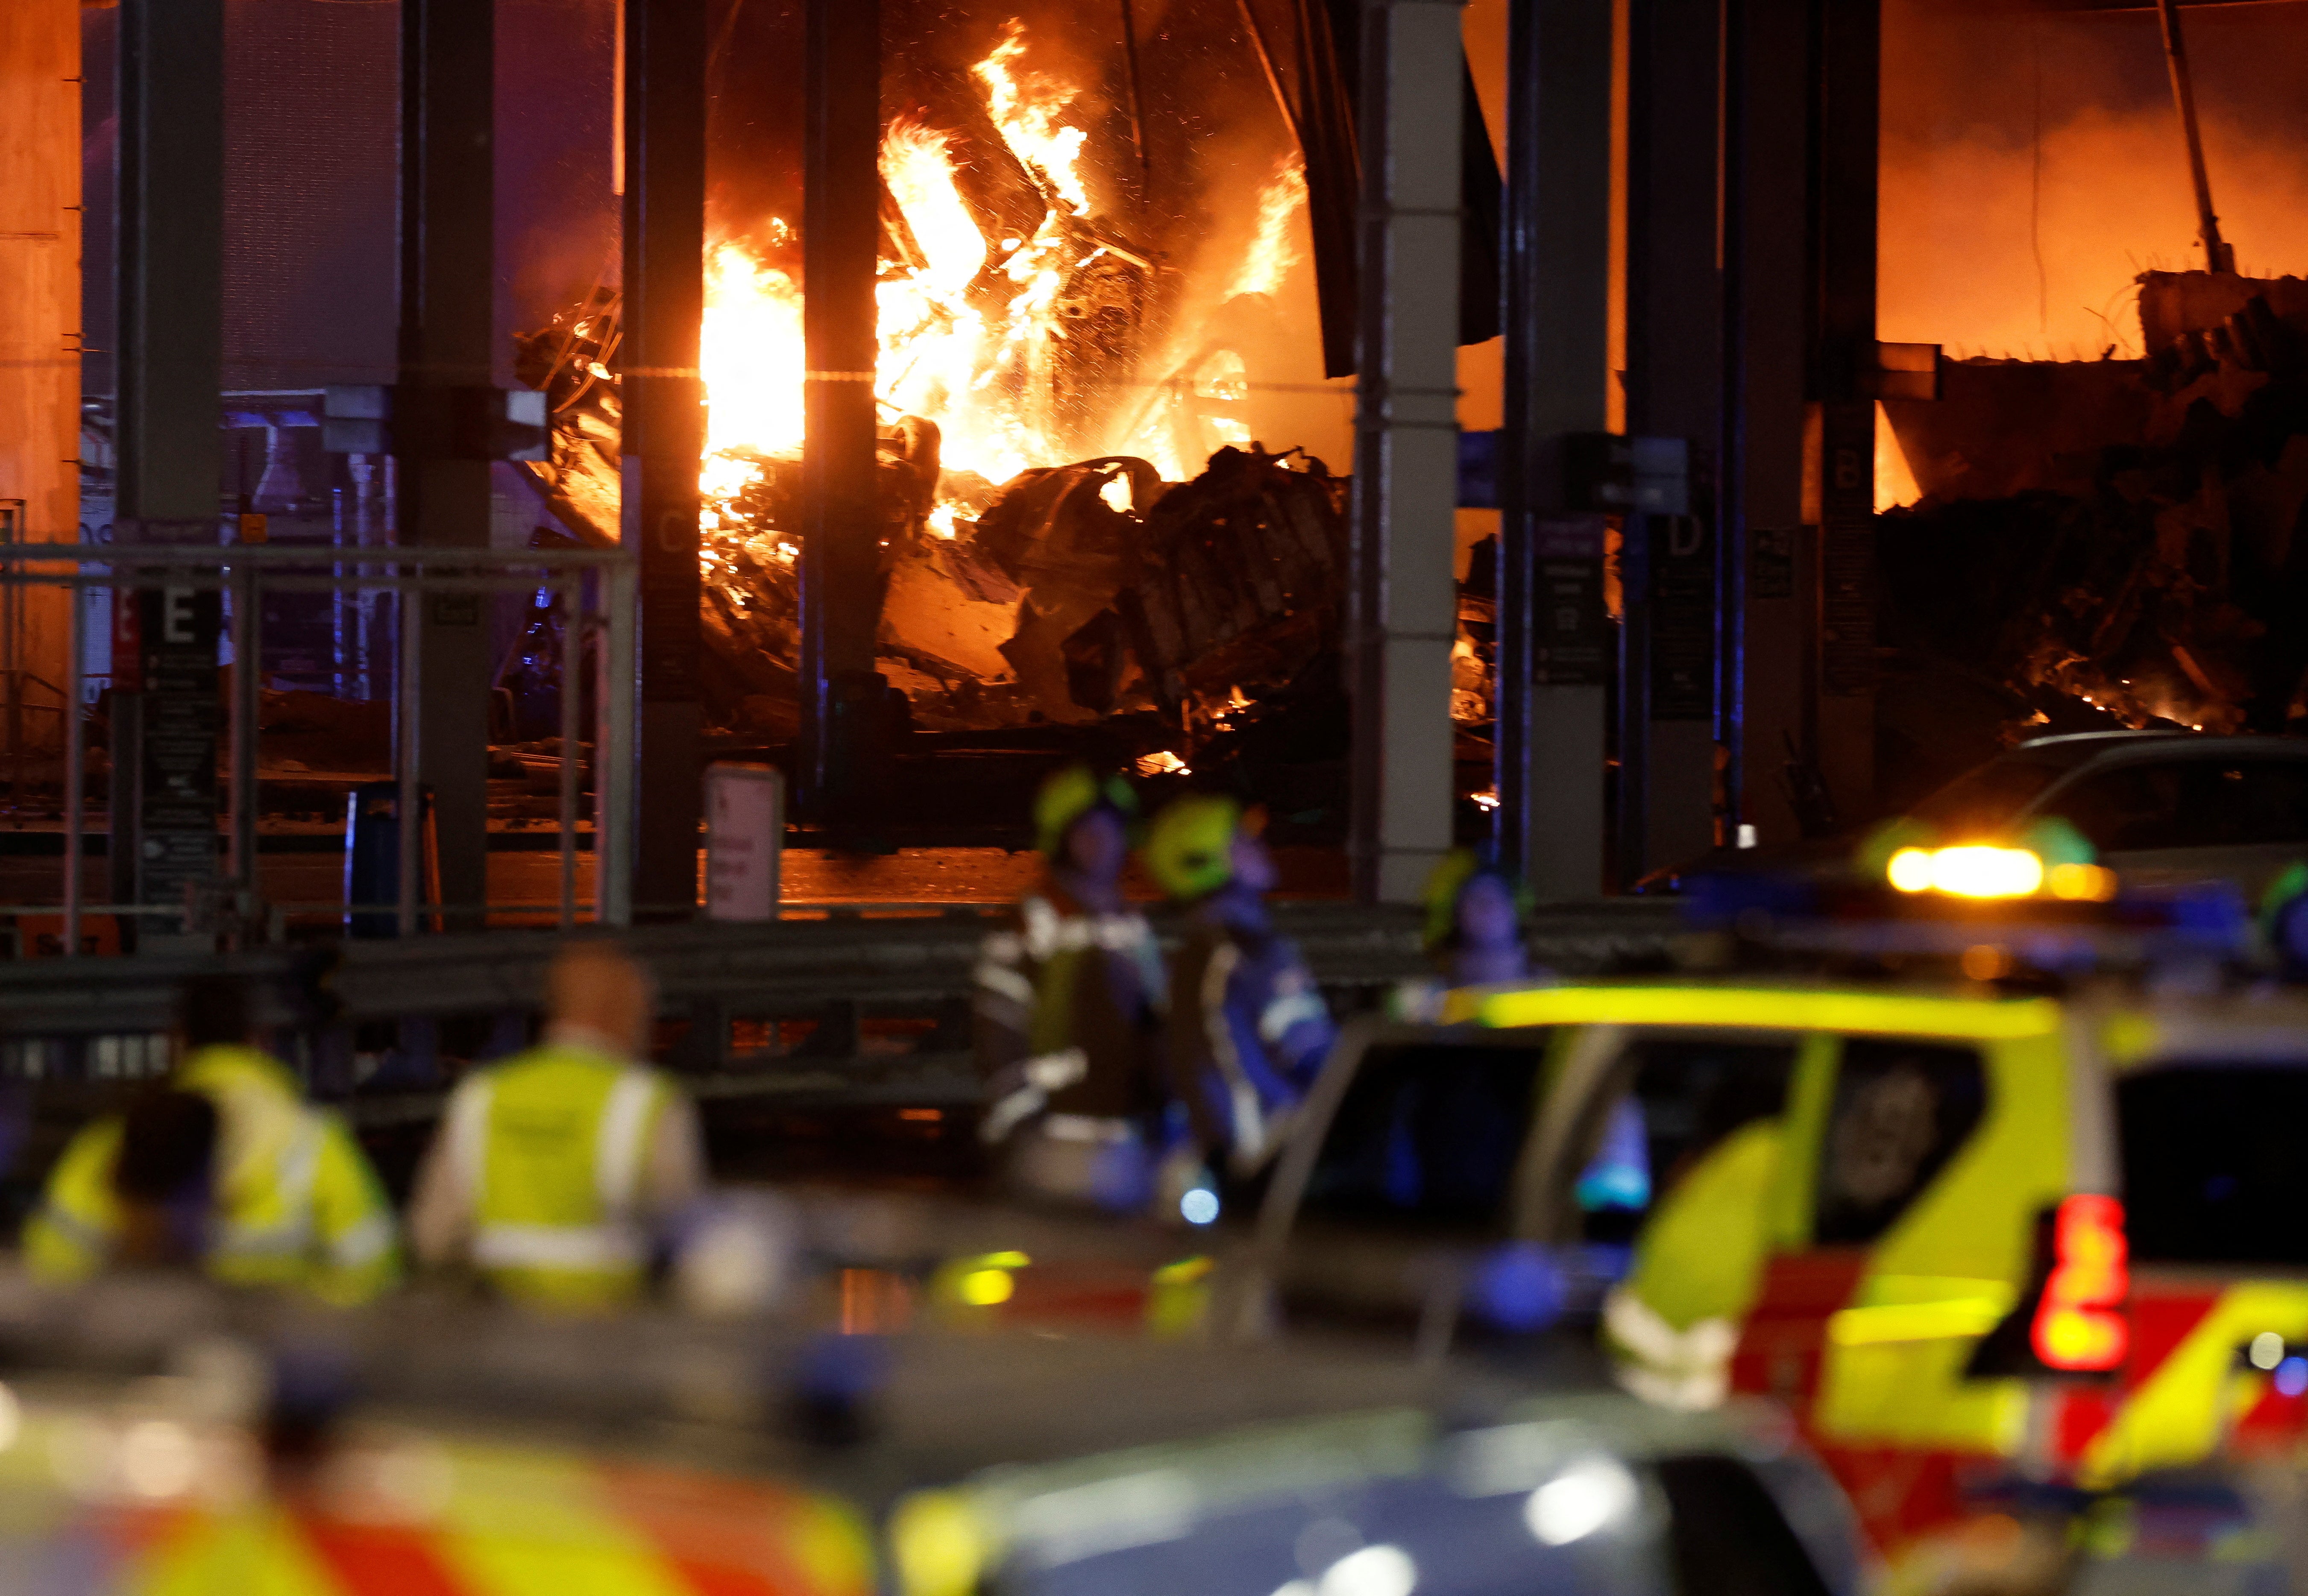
<box><xmin>799</xmin><ymin>0</ymin><xmax>883</xmax><ymax>825</ymax></box>
<box><xmin>621</xmin><ymin>0</ymin><xmax>707</xmax><ymax>917</ymax></box>
<box><xmin>1497</xmin><ymin>0</ymin><xmax>1613</xmax><ymax>899</ymax></box>
<box><xmin>1619</xmin><ymin>0</ymin><xmax>1723</xmax><ymax>881</ymax></box>
<box><xmin>397</xmin><ymin>0</ymin><xmax>496</xmax><ymax>931</ymax></box>
<box><xmin>1722</xmin><ymin>0</ymin><xmax>1810</xmax><ymax>845</ymax></box>
<box><xmin>1810</xmin><ymin>0</ymin><xmax>1879</xmax><ymax>825</ymax></box>
<box><xmin>1348</xmin><ymin>0</ymin><xmax>1464</xmax><ymax>905</ymax></box>
<box><xmin>114</xmin><ymin>0</ymin><xmax>226</xmax><ymax>931</ymax></box>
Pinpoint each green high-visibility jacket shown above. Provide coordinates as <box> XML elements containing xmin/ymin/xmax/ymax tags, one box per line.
<box><xmin>436</xmin><ymin>1042</ymin><xmax>683</xmax><ymax>1310</ymax></box>
<box><xmin>24</xmin><ymin>1045</ymin><xmax>400</xmax><ymax>1306</ymax></box>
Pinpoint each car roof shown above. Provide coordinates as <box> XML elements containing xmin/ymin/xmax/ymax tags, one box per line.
<box><xmin>1454</xmin><ymin>977</ymin><xmax>2064</xmax><ymax>1040</ymax></box>
<box><xmin>2018</xmin><ymin>730</ymin><xmax>2308</xmax><ymax>764</ymax></box>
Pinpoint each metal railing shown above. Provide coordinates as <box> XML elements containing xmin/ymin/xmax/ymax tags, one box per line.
<box><xmin>0</xmin><ymin>540</ymin><xmax>639</xmax><ymax>950</ymax></box>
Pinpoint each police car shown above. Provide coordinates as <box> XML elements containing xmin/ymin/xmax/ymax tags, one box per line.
<box><xmin>1240</xmin><ymin>840</ymin><xmax>2308</xmax><ymax>1587</ymax></box>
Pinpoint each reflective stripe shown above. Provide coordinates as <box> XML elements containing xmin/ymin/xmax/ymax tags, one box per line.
<box><xmin>1603</xmin><ymin>1286</ymin><xmax>1737</xmax><ymax>1412</ymax></box>
<box><xmin>980</xmin><ymin>1049</ymin><xmax>1088</xmax><ymax>1145</ymax></box>
<box><xmin>213</xmin><ymin>1115</ymin><xmax>328</xmax><ymax>1261</ymax></box>
<box><xmin>974</xmin><ymin>963</ymin><xmax>1036</xmax><ymax>1005</ymax></box>
<box><xmin>328</xmin><ymin>1213</ymin><xmax>395</xmax><ymax>1270</ymax></box>
<box><xmin>1258</xmin><ymin>990</ymin><xmax>1327</xmax><ymax>1045</ymax></box>
<box><xmin>1200</xmin><ymin>945</ymin><xmax>1267</xmax><ymax>1165</ymax></box>
<box><xmin>32</xmin><ymin>1201</ymin><xmax>109</xmax><ymax>1254</ymax></box>
<box><xmin>1466</xmin><ymin>984</ymin><xmax>2062</xmax><ymax>1039</ymax></box>
<box><xmin>472</xmin><ymin>1223</ymin><xmax>645</xmax><ymax>1271</ymax></box>
<box><xmin>446</xmin><ymin>1075</ymin><xmax>496</xmax><ymax>1198</ymax></box>
<box><xmin>595</xmin><ymin>1071</ymin><xmax>658</xmax><ymax>1215</ymax></box>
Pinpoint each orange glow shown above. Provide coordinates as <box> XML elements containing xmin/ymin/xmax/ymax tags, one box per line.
<box><xmin>2031</xmin><ymin>1195</ymin><xmax>2129</xmax><ymax>1372</ymax></box>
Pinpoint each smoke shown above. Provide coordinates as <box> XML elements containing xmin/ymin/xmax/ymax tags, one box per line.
<box><xmin>1880</xmin><ymin>0</ymin><xmax>2308</xmax><ymax>360</ymax></box>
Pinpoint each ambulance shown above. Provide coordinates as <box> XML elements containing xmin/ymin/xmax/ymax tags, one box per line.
<box><xmin>1247</xmin><ymin>838</ymin><xmax>2308</xmax><ymax>1587</ymax></box>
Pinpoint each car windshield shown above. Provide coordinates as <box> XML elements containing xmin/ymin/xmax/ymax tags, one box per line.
<box><xmin>1904</xmin><ymin>756</ymin><xmax>2072</xmax><ymax>836</ymax></box>
<box><xmin>1300</xmin><ymin>1037</ymin><xmax>1551</xmax><ymax>1232</ymax></box>
<box><xmin>2119</xmin><ymin>1063</ymin><xmax>2308</xmax><ymax>1266</ymax></box>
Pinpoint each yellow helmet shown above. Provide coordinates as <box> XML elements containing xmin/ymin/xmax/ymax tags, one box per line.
<box><xmin>1033</xmin><ymin>765</ymin><xmax>1138</xmax><ymax>858</ymax></box>
<box><xmin>1144</xmin><ymin>794</ymin><xmax>1243</xmax><ymax>902</ymax></box>
<box><xmin>1421</xmin><ymin>848</ymin><xmax>1533</xmax><ymax>951</ymax></box>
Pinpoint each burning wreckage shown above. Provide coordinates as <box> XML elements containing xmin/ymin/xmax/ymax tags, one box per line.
<box><xmin>1875</xmin><ymin>269</ymin><xmax>2308</xmax><ymax>810</ymax></box>
<box><xmin>504</xmin><ymin>21</ymin><xmax>1402</xmax><ymax>804</ymax></box>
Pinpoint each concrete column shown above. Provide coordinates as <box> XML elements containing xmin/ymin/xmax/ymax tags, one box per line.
<box><xmin>114</xmin><ymin>0</ymin><xmax>225</xmax><ymax>923</ymax></box>
<box><xmin>621</xmin><ymin>0</ymin><xmax>706</xmax><ymax>915</ymax></box>
<box><xmin>1618</xmin><ymin>0</ymin><xmax>1721</xmax><ymax>882</ymax></box>
<box><xmin>1349</xmin><ymin>0</ymin><xmax>1464</xmax><ymax>905</ymax></box>
<box><xmin>0</xmin><ymin>0</ymin><xmax>79</xmax><ymax>792</ymax></box>
<box><xmin>1723</xmin><ymin>0</ymin><xmax>1812</xmax><ymax>845</ymax></box>
<box><xmin>398</xmin><ymin>0</ymin><xmax>496</xmax><ymax>928</ymax></box>
<box><xmin>1811</xmin><ymin>0</ymin><xmax>1880</xmax><ymax>828</ymax></box>
<box><xmin>1498</xmin><ymin>0</ymin><xmax>1612</xmax><ymax>900</ymax></box>
<box><xmin>798</xmin><ymin>0</ymin><xmax>882</xmax><ymax>827</ymax></box>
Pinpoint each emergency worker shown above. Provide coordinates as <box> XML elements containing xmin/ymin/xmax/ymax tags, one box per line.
<box><xmin>1393</xmin><ymin>849</ymin><xmax>1533</xmax><ymax>1019</ymax></box>
<box><xmin>2260</xmin><ymin>860</ymin><xmax>2308</xmax><ymax>979</ymax></box>
<box><xmin>406</xmin><ymin>940</ymin><xmax>704</xmax><ymax>1309</ymax></box>
<box><xmin>24</xmin><ymin>975</ymin><xmax>399</xmax><ymax>1305</ymax></box>
<box><xmin>973</xmin><ymin>766</ymin><xmax>1168</xmax><ymax>1209</ymax></box>
<box><xmin>1150</xmin><ymin>795</ymin><xmax>1334</xmax><ymax>1189</ymax></box>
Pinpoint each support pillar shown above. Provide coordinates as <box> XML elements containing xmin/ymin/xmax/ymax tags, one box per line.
<box><xmin>1810</xmin><ymin>0</ymin><xmax>1879</xmax><ymax>827</ymax></box>
<box><xmin>398</xmin><ymin>0</ymin><xmax>496</xmax><ymax>928</ymax></box>
<box><xmin>621</xmin><ymin>0</ymin><xmax>706</xmax><ymax>916</ymax></box>
<box><xmin>1349</xmin><ymin>0</ymin><xmax>1464</xmax><ymax>905</ymax></box>
<box><xmin>1620</xmin><ymin>0</ymin><xmax>1721</xmax><ymax>880</ymax></box>
<box><xmin>1723</xmin><ymin>0</ymin><xmax>1812</xmax><ymax>845</ymax></box>
<box><xmin>114</xmin><ymin>0</ymin><xmax>225</xmax><ymax>924</ymax></box>
<box><xmin>0</xmin><ymin>2</ymin><xmax>79</xmax><ymax>819</ymax></box>
<box><xmin>799</xmin><ymin>0</ymin><xmax>882</xmax><ymax>826</ymax></box>
<box><xmin>1497</xmin><ymin>0</ymin><xmax>1613</xmax><ymax>899</ymax></box>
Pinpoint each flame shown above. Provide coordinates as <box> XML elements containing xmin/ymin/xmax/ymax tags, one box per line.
<box><xmin>974</xmin><ymin>20</ymin><xmax>1091</xmax><ymax>217</ymax></box>
<box><xmin>692</xmin><ymin>18</ymin><xmax>1302</xmax><ymax>565</ymax></box>
<box><xmin>1229</xmin><ymin>156</ymin><xmax>1307</xmax><ymax>302</ymax></box>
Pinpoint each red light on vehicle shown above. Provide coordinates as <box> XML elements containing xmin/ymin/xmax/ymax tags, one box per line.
<box><xmin>2032</xmin><ymin>1194</ymin><xmax>2130</xmax><ymax>1372</ymax></box>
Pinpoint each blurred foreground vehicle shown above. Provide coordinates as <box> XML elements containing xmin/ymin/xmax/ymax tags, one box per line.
<box><xmin>0</xmin><ymin>1269</ymin><xmax>1865</xmax><ymax>1596</ymax></box>
<box><xmin>1650</xmin><ymin>731</ymin><xmax>2308</xmax><ymax>902</ymax></box>
<box><xmin>887</xmin><ymin>1395</ymin><xmax>1863</xmax><ymax>1596</ymax></box>
<box><xmin>1241</xmin><ymin>841</ymin><xmax>2308</xmax><ymax>1590</ymax></box>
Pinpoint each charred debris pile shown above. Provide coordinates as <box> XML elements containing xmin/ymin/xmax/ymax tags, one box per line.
<box><xmin>1875</xmin><ymin>269</ymin><xmax>2308</xmax><ymax>810</ymax></box>
<box><xmin>508</xmin><ymin>297</ymin><xmax>1432</xmax><ymax>830</ymax></box>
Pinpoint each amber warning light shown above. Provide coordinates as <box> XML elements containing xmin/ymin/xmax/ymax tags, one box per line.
<box><xmin>2031</xmin><ymin>1194</ymin><xmax>2130</xmax><ymax>1372</ymax></box>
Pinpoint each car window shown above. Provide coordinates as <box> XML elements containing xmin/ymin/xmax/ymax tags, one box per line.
<box><xmin>1581</xmin><ymin>1038</ymin><xmax>1798</xmax><ymax>1244</ymax></box>
<box><xmin>2120</xmin><ymin>1064</ymin><xmax>2308</xmax><ymax>1266</ymax></box>
<box><xmin>1905</xmin><ymin>756</ymin><xmax>2071</xmax><ymax>836</ymax></box>
<box><xmin>2049</xmin><ymin>757</ymin><xmax>2308</xmax><ymax>852</ymax></box>
<box><xmin>1301</xmin><ymin>1038</ymin><xmax>1551</xmax><ymax>1233</ymax></box>
<box><xmin>1654</xmin><ymin>1455</ymin><xmax>1834</xmax><ymax>1596</ymax></box>
<box><xmin>1813</xmin><ymin>1040</ymin><xmax>1987</xmax><ymax>1245</ymax></box>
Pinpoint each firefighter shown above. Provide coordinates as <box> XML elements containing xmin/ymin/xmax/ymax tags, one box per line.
<box><xmin>1149</xmin><ymin>794</ymin><xmax>1334</xmax><ymax>1197</ymax></box>
<box><xmin>405</xmin><ymin>940</ymin><xmax>704</xmax><ymax>1310</ymax></box>
<box><xmin>973</xmin><ymin>765</ymin><xmax>1168</xmax><ymax>1210</ymax></box>
<box><xmin>23</xmin><ymin>974</ymin><xmax>399</xmax><ymax>1305</ymax></box>
<box><xmin>1393</xmin><ymin>849</ymin><xmax>1534</xmax><ymax>1019</ymax></box>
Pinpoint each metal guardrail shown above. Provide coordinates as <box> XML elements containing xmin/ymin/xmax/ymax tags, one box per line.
<box><xmin>0</xmin><ymin>540</ymin><xmax>639</xmax><ymax>947</ymax></box>
<box><xmin>0</xmin><ymin>899</ymin><xmax>1688</xmax><ymax>1108</ymax></box>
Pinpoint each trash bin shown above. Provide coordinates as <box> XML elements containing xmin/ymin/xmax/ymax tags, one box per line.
<box><xmin>344</xmin><ymin>781</ymin><xmax>435</xmax><ymax>937</ymax></box>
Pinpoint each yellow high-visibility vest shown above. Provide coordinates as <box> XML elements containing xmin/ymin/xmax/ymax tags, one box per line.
<box><xmin>444</xmin><ymin>1042</ymin><xmax>677</xmax><ymax>1310</ymax></box>
<box><xmin>24</xmin><ymin>1045</ymin><xmax>399</xmax><ymax>1306</ymax></box>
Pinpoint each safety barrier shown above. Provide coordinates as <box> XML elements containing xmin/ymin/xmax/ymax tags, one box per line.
<box><xmin>0</xmin><ymin>539</ymin><xmax>638</xmax><ymax>948</ymax></box>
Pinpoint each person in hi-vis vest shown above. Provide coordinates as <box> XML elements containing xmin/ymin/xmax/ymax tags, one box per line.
<box><xmin>26</xmin><ymin>974</ymin><xmax>399</xmax><ymax>1306</ymax></box>
<box><xmin>407</xmin><ymin>940</ymin><xmax>705</xmax><ymax>1309</ymax></box>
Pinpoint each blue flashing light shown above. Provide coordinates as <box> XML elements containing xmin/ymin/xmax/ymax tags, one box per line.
<box><xmin>2276</xmin><ymin>1356</ymin><xmax>2308</xmax><ymax>1400</ymax></box>
<box><xmin>1472</xmin><ymin>1241</ymin><xmax>1565</xmax><ymax>1333</ymax></box>
<box><xmin>1180</xmin><ymin>1188</ymin><xmax>1220</xmax><ymax>1226</ymax></box>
